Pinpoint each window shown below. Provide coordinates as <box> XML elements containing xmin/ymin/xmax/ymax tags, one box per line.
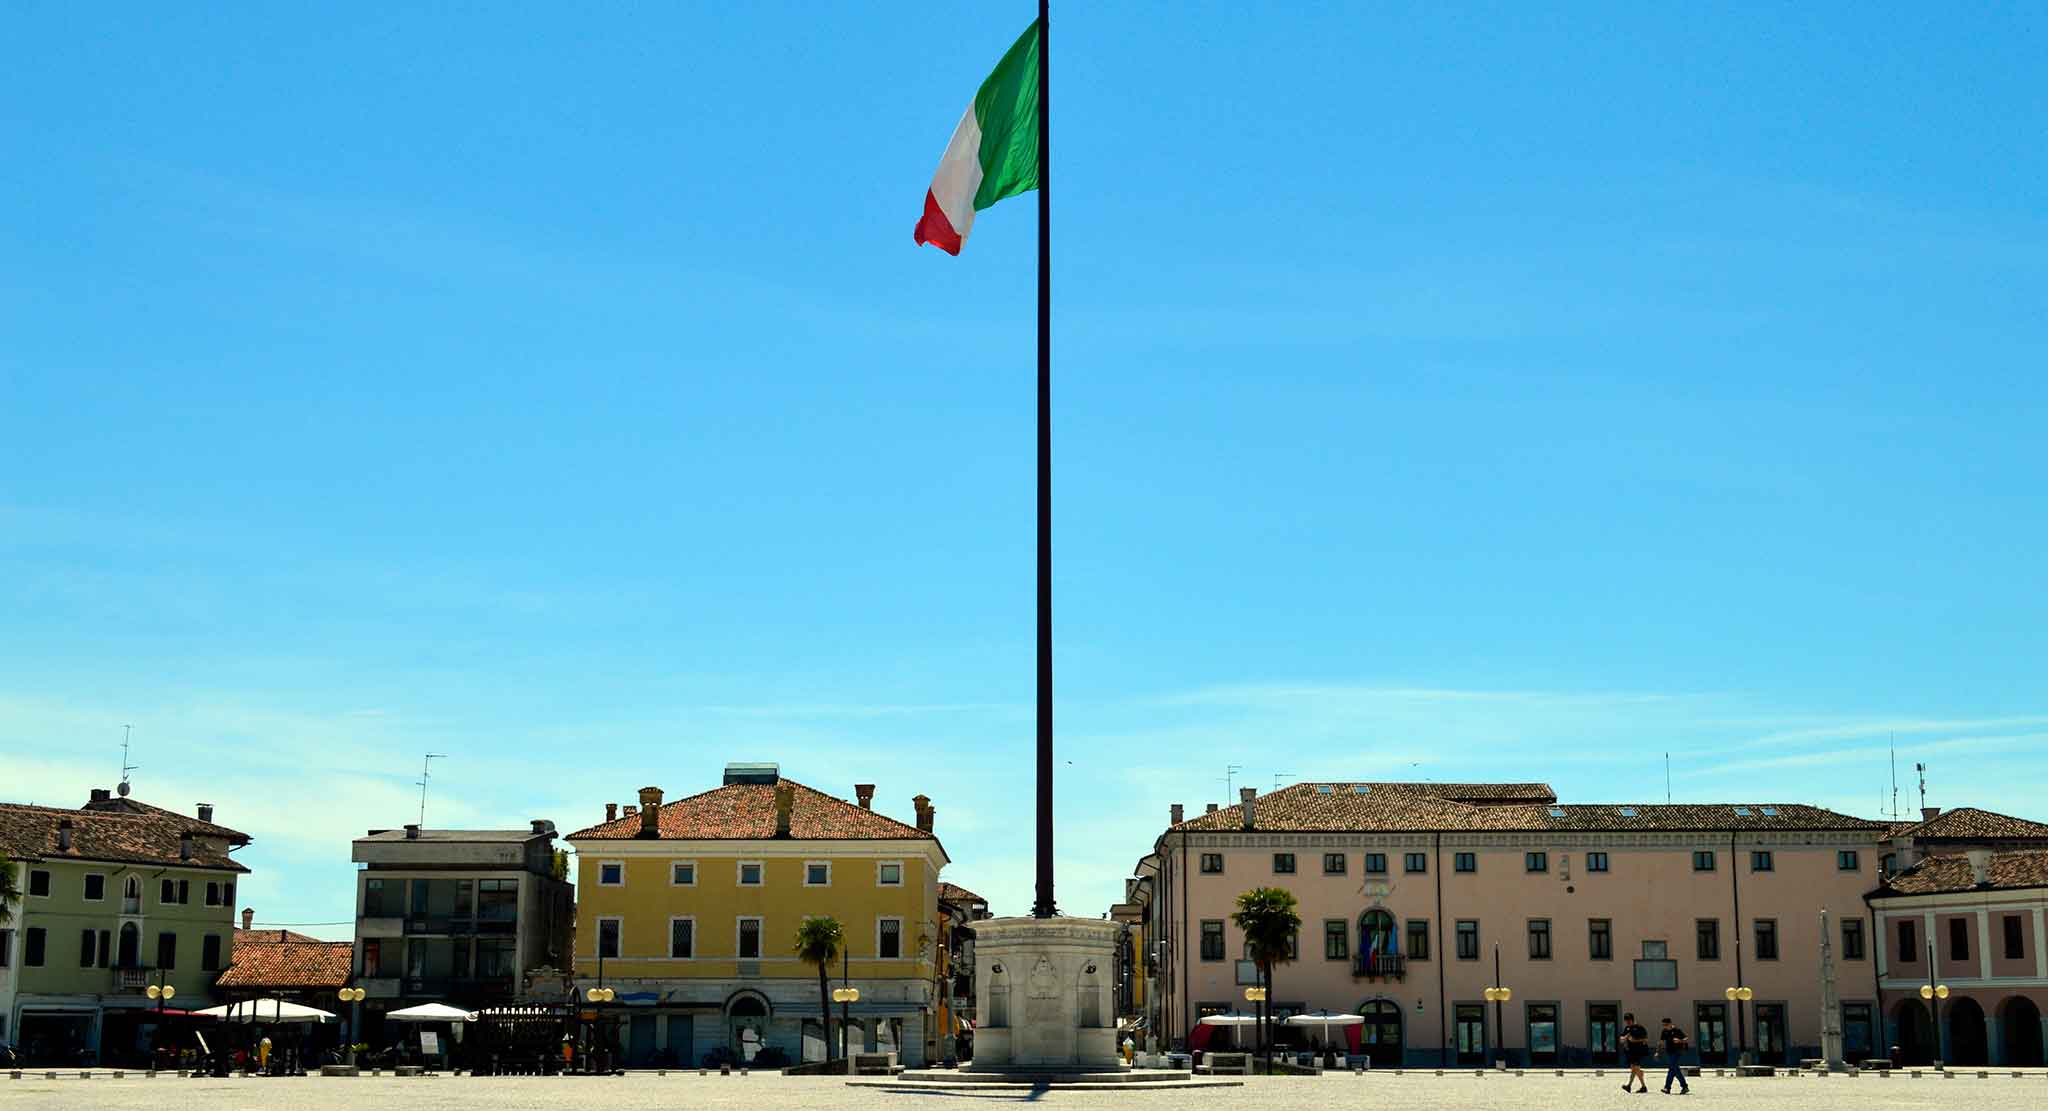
<box><xmin>1364</xmin><ymin>853</ymin><xmax>1387</xmax><ymax>874</ymax></box>
<box><xmin>475</xmin><ymin>938</ymin><xmax>515</xmax><ymax>978</ymax></box>
<box><xmin>1528</xmin><ymin>918</ymin><xmax>1552</xmax><ymax>959</ymax></box>
<box><xmin>1454</xmin><ymin>852</ymin><xmax>1476</xmax><ymax>873</ymax></box>
<box><xmin>27</xmin><ymin>870</ymin><xmax>49</xmax><ymax>898</ymax></box>
<box><xmin>1635</xmin><ymin>940</ymin><xmax>1677</xmax><ymax>990</ymax></box>
<box><xmin>1692</xmin><ymin>851</ymin><xmax>1716</xmax><ymax>872</ymax></box>
<box><xmin>204</xmin><ymin>881</ymin><xmax>220</xmax><ymax>907</ymax></box>
<box><xmin>1324</xmin><ymin>920</ymin><xmax>1349</xmax><ymax>960</ymax></box>
<box><xmin>739</xmin><ymin>862</ymin><xmax>765</xmax><ymax>886</ymax></box>
<box><xmin>597</xmin><ymin>918</ymin><xmax>621</xmax><ymax>959</ymax></box>
<box><xmin>1200</xmin><ymin>920</ymin><xmax>1226</xmax><ymax>961</ymax></box>
<box><xmin>598</xmin><ymin>862</ymin><xmax>624</xmax><ymax>886</ymax></box>
<box><xmin>83</xmin><ymin>874</ymin><xmax>105</xmax><ymax>902</ymax></box>
<box><xmin>477</xmin><ymin>878</ymin><xmax>516</xmax><ymax>923</ymax></box>
<box><xmin>1755</xmin><ymin>919</ymin><xmax>1779</xmax><ymax>961</ymax></box>
<box><xmin>1586</xmin><ymin>852</ymin><xmax>1609</xmax><ymax>873</ymax></box>
<box><xmin>671</xmin><ymin>861</ymin><xmax>697</xmax><ymax>886</ymax></box>
<box><xmin>1322</xmin><ymin>853</ymin><xmax>1346</xmax><ymax>874</ymax></box>
<box><xmin>223</xmin><ymin>881</ymin><xmax>234</xmax><ymax>906</ymax></box>
<box><xmin>24</xmin><ymin>928</ymin><xmax>45</xmax><ymax>967</ymax></box>
<box><xmin>1899</xmin><ymin>919</ymin><xmax>1917</xmax><ymax>962</ymax></box>
<box><xmin>1406</xmin><ymin>918</ymin><xmax>1431</xmax><ymax>960</ymax></box>
<box><xmin>1881</xmin><ymin>852</ymin><xmax>1898</xmax><ymax>877</ymax></box>
<box><xmin>2005</xmin><ymin>915</ymin><xmax>2025</xmax><ymax>960</ymax></box>
<box><xmin>79</xmin><ymin>929</ymin><xmax>98</xmax><ymax>968</ymax></box>
<box><xmin>1456</xmin><ymin>920</ymin><xmax>1479</xmax><ymax>960</ymax></box>
<box><xmin>94</xmin><ymin>929</ymin><xmax>109</xmax><ymax>968</ymax></box>
<box><xmin>362</xmin><ymin>938</ymin><xmax>382</xmax><ymax>978</ymax></box>
<box><xmin>738</xmin><ymin>917</ymin><xmax>763</xmax><ymax>960</ymax></box>
<box><xmin>1590</xmin><ymin>919</ymin><xmax>1613</xmax><ymax>960</ymax></box>
<box><xmin>160</xmin><ymin>878</ymin><xmax>188</xmax><ymax>905</ymax></box>
<box><xmin>805</xmin><ymin>862</ymin><xmax>831</xmax><ymax>886</ymax></box>
<box><xmin>1842</xmin><ymin>918</ymin><xmax>1865</xmax><ymax>960</ymax></box>
<box><xmin>1751</xmin><ymin>850</ymin><xmax>1774</xmax><ymax>872</ymax></box>
<box><xmin>1199</xmin><ymin>853</ymin><xmax>1223</xmax><ymax>874</ymax></box>
<box><xmin>669</xmin><ymin>918</ymin><xmax>695</xmax><ymax>958</ymax></box>
<box><xmin>1404</xmin><ymin>852</ymin><xmax>1428</xmax><ymax>874</ymax></box>
<box><xmin>1837</xmin><ymin>850</ymin><xmax>1860</xmax><ymax>872</ymax></box>
<box><xmin>1696</xmin><ymin>919</ymin><xmax>1721</xmax><ymax>960</ymax></box>
<box><xmin>1948</xmin><ymin>917</ymin><xmax>1968</xmax><ymax>962</ymax></box>
<box><xmin>157</xmin><ymin>931</ymin><xmax>178</xmax><ymax>970</ymax></box>
<box><xmin>877</xmin><ymin>862</ymin><xmax>903</xmax><ymax>886</ymax></box>
<box><xmin>364</xmin><ymin>877</ymin><xmax>390</xmax><ymax>916</ymax></box>
<box><xmin>0</xmin><ymin>929</ymin><xmax>10</xmax><ymax>967</ymax></box>
<box><xmin>878</xmin><ymin>918</ymin><xmax>903</xmax><ymax>959</ymax></box>
<box><xmin>1525</xmin><ymin>852</ymin><xmax>1548</xmax><ymax>873</ymax></box>
<box><xmin>1272</xmin><ymin>853</ymin><xmax>1296</xmax><ymax>875</ymax></box>
<box><xmin>202</xmin><ymin>934</ymin><xmax>222</xmax><ymax>972</ymax></box>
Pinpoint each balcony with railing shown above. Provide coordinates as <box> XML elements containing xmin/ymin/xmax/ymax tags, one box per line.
<box><xmin>1352</xmin><ymin>953</ymin><xmax>1406</xmax><ymax>980</ymax></box>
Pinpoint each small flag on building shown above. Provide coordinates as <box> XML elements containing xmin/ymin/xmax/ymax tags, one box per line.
<box><xmin>913</xmin><ymin>21</ymin><xmax>1043</xmax><ymax>255</ymax></box>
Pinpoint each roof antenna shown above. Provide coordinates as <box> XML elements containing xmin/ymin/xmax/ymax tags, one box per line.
<box><xmin>1664</xmin><ymin>752</ymin><xmax>1671</xmax><ymax>804</ymax></box>
<box><xmin>1915</xmin><ymin>762</ymin><xmax>1927</xmax><ymax>814</ymax></box>
<box><xmin>1273</xmin><ymin>773</ymin><xmax>1295</xmax><ymax>790</ymax></box>
<box><xmin>417</xmin><ymin>753</ymin><xmax>448</xmax><ymax>827</ymax></box>
<box><xmin>118</xmin><ymin>724</ymin><xmax>138</xmax><ymax>797</ymax></box>
<box><xmin>1889</xmin><ymin>736</ymin><xmax>1899</xmax><ymax>820</ymax></box>
<box><xmin>1223</xmin><ymin>764</ymin><xmax>1243</xmax><ymax>801</ymax></box>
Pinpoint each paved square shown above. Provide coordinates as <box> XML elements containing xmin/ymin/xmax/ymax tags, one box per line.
<box><xmin>7</xmin><ymin>1071</ymin><xmax>2048</xmax><ymax>1109</ymax></box>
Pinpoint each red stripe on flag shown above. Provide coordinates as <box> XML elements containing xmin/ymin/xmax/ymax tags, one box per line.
<box><xmin>913</xmin><ymin>190</ymin><xmax>963</xmax><ymax>255</ymax></box>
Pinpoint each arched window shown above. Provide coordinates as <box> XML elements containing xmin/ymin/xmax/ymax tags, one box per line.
<box><xmin>117</xmin><ymin>922</ymin><xmax>140</xmax><ymax>968</ymax></box>
<box><xmin>1358</xmin><ymin>910</ymin><xmax>1397</xmax><ymax>971</ymax></box>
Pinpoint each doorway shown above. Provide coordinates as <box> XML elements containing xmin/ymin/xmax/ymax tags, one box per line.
<box><xmin>726</xmin><ymin>992</ymin><xmax>771</xmax><ymax>1063</ymax></box>
<box><xmin>666</xmin><ymin>1015</ymin><xmax>695</xmax><ymax>1068</ymax></box>
<box><xmin>1454</xmin><ymin>1004</ymin><xmax>1485</xmax><ymax>1066</ymax></box>
<box><xmin>1946</xmin><ymin>997</ymin><xmax>1987</xmax><ymax>1065</ymax></box>
<box><xmin>1892</xmin><ymin>998</ymin><xmax>1934</xmax><ymax>1064</ymax></box>
<box><xmin>1588</xmin><ymin>1003</ymin><xmax>1620</xmax><ymax>1065</ymax></box>
<box><xmin>1356</xmin><ymin>1000</ymin><xmax>1403</xmax><ymax>1068</ymax></box>
<box><xmin>1998</xmin><ymin>997</ymin><xmax>2043</xmax><ymax>1067</ymax></box>
<box><xmin>1753</xmin><ymin>1003</ymin><xmax>1787</xmax><ymax>1064</ymax></box>
<box><xmin>1525</xmin><ymin>1003</ymin><xmax>1559</xmax><ymax>1065</ymax></box>
<box><xmin>1692</xmin><ymin>1003</ymin><xmax>1729</xmax><ymax>1065</ymax></box>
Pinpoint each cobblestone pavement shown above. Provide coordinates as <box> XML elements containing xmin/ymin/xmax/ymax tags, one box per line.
<box><xmin>7</xmin><ymin>1070</ymin><xmax>2048</xmax><ymax>1109</ymax></box>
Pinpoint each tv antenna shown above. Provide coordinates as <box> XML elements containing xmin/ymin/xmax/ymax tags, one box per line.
<box><xmin>1664</xmin><ymin>752</ymin><xmax>1672</xmax><ymax>804</ymax></box>
<box><xmin>1889</xmin><ymin>736</ymin><xmax>1899</xmax><ymax>820</ymax></box>
<box><xmin>1273</xmin><ymin>773</ymin><xmax>1295</xmax><ymax>790</ymax></box>
<box><xmin>417</xmin><ymin>753</ymin><xmax>448</xmax><ymax>827</ymax></box>
<box><xmin>119</xmin><ymin>724</ymin><xmax>138</xmax><ymax>797</ymax></box>
<box><xmin>1915</xmin><ymin>762</ymin><xmax>1927</xmax><ymax>813</ymax></box>
<box><xmin>1222</xmin><ymin>764</ymin><xmax>1243</xmax><ymax>800</ymax></box>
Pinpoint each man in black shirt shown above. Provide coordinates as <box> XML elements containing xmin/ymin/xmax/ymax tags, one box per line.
<box><xmin>1621</xmin><ymin>1012</ymin><xmax>1650</xmax><ymax>1092</ymax></box>
<box><xmin>1659</xmin><ymin>1018</ymin><xmax>1691</xmax><ymax>1094</ymax></box>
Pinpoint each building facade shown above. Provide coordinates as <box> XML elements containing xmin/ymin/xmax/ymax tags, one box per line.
<box><xmin>935</xmin><ymin>882</ymin><xmax>990</xmax><ymax>1062</ymax></box>
<box><xmin>0</xmin><ymin>788</ymin><xmax>249</xmax><ymax>1064</ymax></box>
<box><xmin>1866</xmin><ymin>810</ymin><xmax>2048</xmax><ymax>1067</ymax></box>
<box><xmin>1132</xmin><ymin>781</ymin><xmax>1892</xmax><ymax>1067</ymax></box>
<box><xmin>565</xmin><ymin>764</ymin><xmax>950</xmax><ymax>1068</ymax></box>
<box><xmin>349</xmin><ymin>820</ymin><xmax>573</xmax><ymax>1048</ymax></box>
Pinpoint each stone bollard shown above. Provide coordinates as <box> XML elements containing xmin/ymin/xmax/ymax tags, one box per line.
<box><xmin>699</xmin><ymin>1069</ymin><xmax>707</xmax><ymax>1076</ymax></box>
<box><xmin>1434</xmin><ymin>1069</ymin><xmax>1443</xmax><ymax>1076</ymax></box>
<box><xmin>1911</xmin><ymin>1070</ymin><xmax>1922</xmax><ymax>1078</ymax></box>
<box><xmin>80</xmin><ymin>1072</ymin><xmax>92</xmax><ymax>1079</ymax></box>
<box><xmin>2013</xmin><ymin>1071</ymin><xmax>2024</xmax><ymax>1079</ymax></box>
<box><xmin>1515</xmin><ymin>1069</ymin><xmax>1525</xmax><ymax>1077</ymax></box>
<box><xmin>1555</xmin><ymin>1069</ymin><xmax>1565</xmax><ymax>1077</ymax></box>
<box><xmin>1977</xmin><ymin>1071</ymin><xmax>1988</xmax><ymax>1079</ymax></box>
<box><xmin>45</xmin><ymin>1073</ymin><xmax>58</xmax><ymax>1081</ymax></box>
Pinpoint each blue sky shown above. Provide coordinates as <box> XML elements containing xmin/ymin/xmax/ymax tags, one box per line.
<box><xmin>3</xmin><ymin>3</ymin><xmax>2044</xmax><ymax>939</ymax></box>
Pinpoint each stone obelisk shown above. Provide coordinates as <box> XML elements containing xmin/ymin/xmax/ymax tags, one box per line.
<box><xmin>1819</xmin><ymin>909</ymin><xmax>1845</xmax><ymax>1071</ymax></box>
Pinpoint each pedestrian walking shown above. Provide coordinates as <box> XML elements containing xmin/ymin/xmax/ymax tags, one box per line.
<box><xmin>1658</xmin><ymin>1018</ymin><xmax>1691</xmax><ymax>1095</ymax></box>
<box><xmin>1621</xmin><ymin>1012</ymin><xmax>1651</xmax><ymax>1093</ymax></box>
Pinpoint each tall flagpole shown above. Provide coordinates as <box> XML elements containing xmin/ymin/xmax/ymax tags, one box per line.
<box><xmin>1032</xmin><ymin>0</ymin><xmax>1057</xmax><ymax>920</ymax></box>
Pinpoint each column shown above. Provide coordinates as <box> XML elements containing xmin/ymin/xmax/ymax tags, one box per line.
<box><xmin>1976</xmin><ymin>911</ymin><xmax>1993</xmax><ymax>981</ymax></box>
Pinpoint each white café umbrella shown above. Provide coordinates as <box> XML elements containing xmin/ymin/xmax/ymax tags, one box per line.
<box><xmin>1287</xmin><ymin>1012</ymin><xmax>1365</xmax><ymax>1047</ymax></box>
<box><xmin>1198</xmin><ymin>1013</ymin><xmax>1262</xmax><ymax>1049</ymax></box>
<box><xmin>195</xmin><ymin>999</ymin><xmax>336</xmax><ymax>1023</ymax></box>
<box><xmin>385</xmin><ymin>1003</ymin><xmax>476</xmax><ymax>1023</ymax></box>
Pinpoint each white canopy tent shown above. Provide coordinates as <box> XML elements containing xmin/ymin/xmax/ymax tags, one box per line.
<box><xmin>1196</xmin><ymin>1014</ymin><xmax>1262</xmax><ymax>1027</ymax></box>
<box><xmin>1287</xmin><ymin>1012</ymin><xmax>1365</xmax><ymax>1047</ymax></box>
<box><xmin>195</xmin><ymin>999</ymin><xmax>336</xmax><ymax>1023</ymax></box>
<box><xmin>385</xmin><ymin>1003</ymin><xmax>476</xmax><ymax>1023</ymax></box>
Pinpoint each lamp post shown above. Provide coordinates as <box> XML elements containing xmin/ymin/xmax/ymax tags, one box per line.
<box><xmin>1724</xmin><ymin>985</ymin><xmax>1753</xmax><ymax>1065</ymax></box>
<box><xmin>144</xmin><ymin>974</ymin><xmax>176</xmax><ymax>1067</ymax></box>
<box><xmin>1483</xmin><ymin>943</ymin><xmax>1512</xmax><ymax>1069</ymax></box>
<box><xmin>585</xmin><ymin>944</ymin><xmax>616</xmax><ymax>1077</ymax></box>
<box><xmin>833</xmin><ymin>947</ymin><xmax>861</xmax><ymax>1065</ymax></box>
<box><xmin>337</xmin><ymin>987</ymin><xmax>366</xmax><ymax>1065</ymax></box>
<box><xmin>1243</xmin><ymin>985</ymin><xmax>1268</xmax><ymax>1071</ymax></box>
<box><xmin>1919</xmin><ymin>940</ymin><xmax>1948</xmax><ymax>1068</ymax></box>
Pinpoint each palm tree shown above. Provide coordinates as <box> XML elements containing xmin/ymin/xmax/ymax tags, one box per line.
<box><xmin>794</xmin><ymin>915</ymin><xmax>847</xmax><ymax>1066</ymax></box>
<box><xmin>1232</xmin><ymin>886</ymin><xmax>1301</xmax><ymax>1074</ymax></box>
<box><xmin>0</xmin><ymin>855</ymin><xmax>18</xmax><ymax>926</ymax></box>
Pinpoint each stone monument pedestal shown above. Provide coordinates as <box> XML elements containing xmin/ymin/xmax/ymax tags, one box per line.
<box><xmin>968</xmin><ymin>916</ymin><xmax>1122</xmax><ymax>1071</ymax></box>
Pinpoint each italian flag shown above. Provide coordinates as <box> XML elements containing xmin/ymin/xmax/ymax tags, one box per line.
<box><xmin>913</xmin><ymin>20</ymin><xmax>1042</xmax><ymax>255</ymax></box>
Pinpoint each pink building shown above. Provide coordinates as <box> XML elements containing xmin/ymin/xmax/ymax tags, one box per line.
<box><xmin>1129</xmin><ymin>781</ymin><xmax>1893</xmax><ymax>1067</ymax></box>
<box><xmin>1866</xmin><ymin>809</ymin><xmax>2048</xmax><ymax>1066</ymax></box>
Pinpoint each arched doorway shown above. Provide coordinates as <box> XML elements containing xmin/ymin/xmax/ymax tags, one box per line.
<box><xmin>1947</xmin><ymin>997</ymin><xmax>1987</xmax><ymax>1065</ymax></box>
<box><xmin>1998</xmin><ymin>997</ymin><xmax>2043</xmax><ymax>1067</ymax></box>
<box><xmin>725</xmin><ymin>991</ymin><xmax>771</xmax><ymax>1064</ymax></box>
<box><xmin>1354</xmin><ymin>999</ymin><xmax>1403</xmax><ymax>1068</ymax></box>
<box><xmin>1892</xmin><ymin>998</ymin><xmax>1934</xmax><ymax>1064</ymax></box>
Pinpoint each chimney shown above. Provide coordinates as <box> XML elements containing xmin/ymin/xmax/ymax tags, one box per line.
<box><xmin>605</xmin><ymin>802</ymin><xmax>619</xmax><ymax>822</ymax></box>
<box><xmin>1170</xmin><ymin>803</ymin><xmax>1184</xmax><ymax>826</ymax></box>
<box><xmin>57</xmin><ymin>818</ymin><xmax>73</xmax><ymax>851</ymax></box>
<box><xmin>403</xmin><ymin>823</ymin><xmax>421</xmax><ymax>840</ymax></box>
<box><xmin>1205</xmin><ymin>803</ymin><xmax>1218</xmax><ymax>815</ymax></box>
<box><xmin>774</xmin><ymin>782</ymin><xmax>796</xmax><ymax>838</ymax></box>
<box><xmin>1967</xmin><ymin>849</ymin><xmax>1994</xmax><ymax>887</ymax></box>
<box><xmin>856</xmin><ymin>784</ymin><xmax>876</xmax><ymax>810</ymax></box>
<box><xmin>90</xmin><ymin>788</ymin><xmax>111</xmax><ymax>804</ymax></box>
<box><xmin>1239</xmin><ymin>787</ymin><xmax>1256</xmax><ymax>831</ymax></box>
<box><xmin>180</xmin><ymin>831</ymin><xmax>195</xmax><ymax>859</ymax></box>
<box><xmin>241</xmin><ymin>908</ymin><xmax>255</xmax><ymax>930</ymax></box>
<box><xmin>530</xmin><ymin>819</ymin><xmax>550</xmax><ymax>835</ymax></box>
<box><xmin>197</xmin><ymin>803</ymin><xmax>215</xmax><ymax>824</ymax></box>
<box><xmin>637</xmin><ymin>786</ymin><xmax>664</xmax><ymax>839</ymax></box>
<box><xmin>623</xmin><ymin>805</ymin><xmax>638</xmax><ymax>818</ymax></box>
<box><xmin>914</xmin><ymin>794</ymin><xmax>934</xmax><ymax>834</ymax></box>
<box><xmin>1921</xmin><ymin>806</ymin><xmax>1942</xmax><ymax>822</ymax></box>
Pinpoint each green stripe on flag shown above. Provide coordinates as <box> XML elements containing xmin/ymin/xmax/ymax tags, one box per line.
<box><xmin>971</xmin><ymin>20</ymin><xmax>1042</xmax><ymax>212</ymax></box>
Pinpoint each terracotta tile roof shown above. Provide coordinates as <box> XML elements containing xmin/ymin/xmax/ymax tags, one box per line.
<box><xmin>1404</xmin><ymin>782</ymin><xmax>1558</xmax><ymax>803</ymax></box>
<box><xmin>237</xmin><ymin>927</ymin><xmax>325</xmax><ymax>946</ymax></box>
<box><xmin>938</xmin><ymin>882</ymin><xmax>986</xmax><ymax>905</ymax></box>
<box><xmin>0</xmin><ymin>802</ymin><xmax>249</xmax><ymax>872</ymax></box>
<box><xmin>566</xmin><ymin>779</ymin><xmax>935</xmax><ymax>842</ymax></box>
<box><xmin>215</xmin><ymin>937</ymin><xmax>354</xmax><ymax>990</ymax></box>
<box><xmin>1169</xmin><ymin>782</ymin><xmax>1884</xmax><ymax>835</ymax></box>
<box><xmin>1887</xmin><ymin>807</ymin><xmax>2048</xmax><ymax>843</ymax></box>
<box><xmin>81</xmin><ymin>795</ymin><xmax>251</xmax><ymax>846</ymax></box>
<box><xmin>1879</xmin><ymin>850</ymin><xmax>2048</xmax><ymax>896</ymax></box>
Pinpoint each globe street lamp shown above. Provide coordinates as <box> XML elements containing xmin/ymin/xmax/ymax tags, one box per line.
<box><xmin>337</xmin><ymin>987</ymin><xmax>366</xmax><ymax>1065</ymax></box>
<box><xmin>584</xmin><ymin>985</ymin><xmax>616</xmax><ymax>1074</ymax></box>
<box><xmin>835</xmin><ymin>947</ymin><xmax>864</xmax><ymax>1064</ymax></box>
<box><xmin>1724</xmin><ymin>986</ymin><xmax>1753</xmax><ymax>1065</ymax></box>
<box><xmin>1918</xmin><ymin>968</ymin><xmax>1949</xmax><ymax>1067</ymax></box>
<box><xmin>1484</xmin><ymin>943</ymin><xmax>1512</xmax><ymax>1068</ymax></box>
<box><xmin>1244</xmin><ymin>985</ymin><xmax>1269</xmax><ymax>1071</ymax></box>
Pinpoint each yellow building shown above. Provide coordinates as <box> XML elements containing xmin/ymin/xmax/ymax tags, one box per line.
<box><xmin>565</xmin><ymin>763</ymin><xmax>949</xmax><ymax>1068</ymax></box>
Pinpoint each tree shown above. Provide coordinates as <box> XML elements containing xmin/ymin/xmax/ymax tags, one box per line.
<box><xmin>551</xmin><ymin>848</ymin><xmax>570</xmax><ymax>881</ymax></box>
<box><xmin>794</xmin><ymin>915</ymin><xmax>847</xmax><ymax>1065</ymax></box>
<box><xmin>0</xmin><ymin>855</ymin><xmax>18</xmax><ymax>926</ymax></box>
<box><xmin>1232</xmin><ymin>886</ymin><xmax>1301</xmax><ymax>1074</ymax></box>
